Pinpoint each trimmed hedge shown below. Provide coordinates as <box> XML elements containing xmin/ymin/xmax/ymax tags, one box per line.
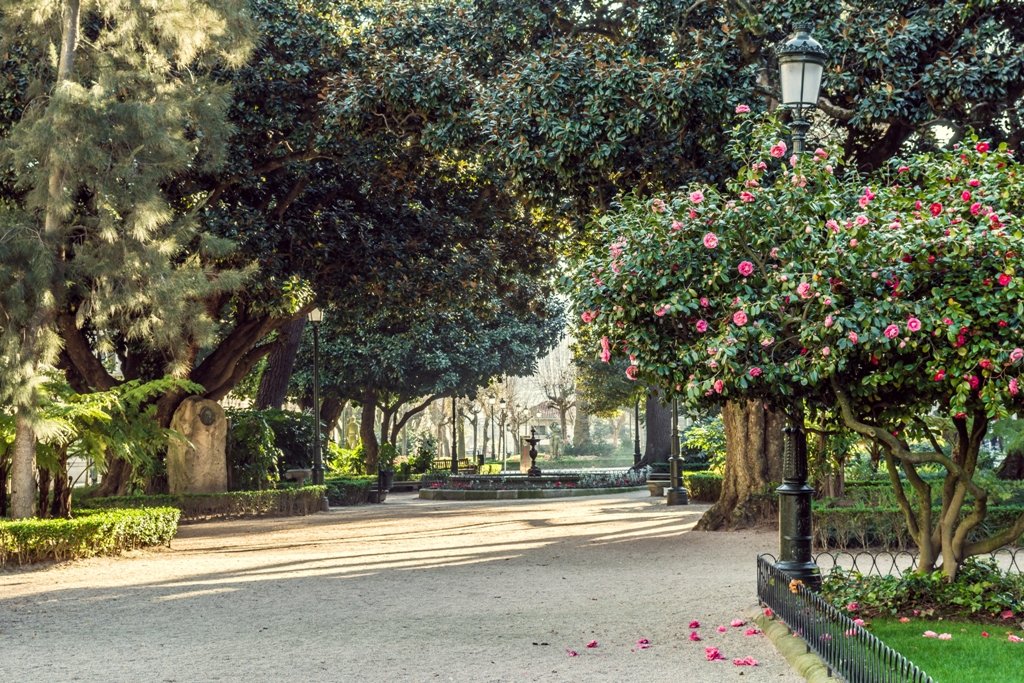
<box><xmin>325</xmin><ymin>476</ymin><xmax>376</xmax><ymax>505</ymax></box>
<box><xmin>81</xmin><ymin>486</ymin><xmax>328</xmax><ymax>522</ymax></box>
<box><xmin>0</xmin><ymin>507</ymin><xmax>180</xmax><ymax>566</ymax></box>
<box><xmin>683</xmin><ymin>472</ymin><xmax>723</xmax><ymax>502</ymax></box>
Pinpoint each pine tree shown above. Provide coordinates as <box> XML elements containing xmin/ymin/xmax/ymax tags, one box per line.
<box><xmin>0</xmin><ymin>0</ymin><xmax>253</xmax><ymax>517</ymax></box>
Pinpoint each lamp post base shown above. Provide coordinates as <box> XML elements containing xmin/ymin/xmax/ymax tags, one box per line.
<box><xmin>666</xmin><ymin>488</ymin><xmax>689</xmax><ymax>506</ymax></box>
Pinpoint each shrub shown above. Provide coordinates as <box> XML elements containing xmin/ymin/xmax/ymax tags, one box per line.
<box><xmin>683</xmin><ymin>471</ymin><xmax>722</xmax><ymax>502</ymax></box>
<box><xmin>0</xmin><ymin>507</ymin><xmax>180</xmax><ymax>566</ymax></box>
<box><xmin>409</xmin><ymin>433</ymin><xmax>436</xmax><ymax>473</ymax></box>
<box><xmin>80</xmin><ymin>487</ymin><xmax>328</xmax><ymax>521</ymax></box>
<box><xmin>328</xmin><ymin>442</ymin><xmax>365</xmax><ymax>475</ymax></box>
<box><xmin>324</xmin><ymin>476</ymin><xmax>376</xmax><ymax>505</ymax></box>
<box><xmin>226</xmin><ymin>409</ymin><xmax>282</xmax><ymax>490</ymax></box>
<box><xmin>562</xmin><ymin>442</ymin><xmax>619</xmax><ymax>458</ymax></box>
<box><xmin>821</xmin><ymin>557</ymin><xmax>1024</xmax><ymax>621</ymax></box>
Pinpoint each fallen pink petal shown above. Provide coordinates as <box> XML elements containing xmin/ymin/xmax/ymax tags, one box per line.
<box><xmin>763</xmin><ymin>608</ymin><xmax>774</xmax><ymax>618</ymax></box>
<box><xmin>744</xmin><ymin>628</ymin><xmax>762</xmax><ymax>636</ymax></box>
<box><xmin>981</xmin><ymin>632</ymin><xmax>990</xmax><ymax>638</ymax></box>
<box><xmin>689</xmin><ymin>631</ymin><xmax>702</xmax><ymax>642</ymax></box>
<box><xmin>705</xmin><ymin>647</ymin><xmax>725</xmax><ymax>662</ymax></box>
<box><xmin>845</xmin><ymin>629</ymin><xmax>858</xmax><ymax>637</ymax></box>
<box><xmin>938</xmin><ymin>633</ymin><xmax>952</xmax><ymax>641</ymax></box>
<box><xmin>1009</xmin><ymin>634</ymin><xmax>1022</xmax><ymax>643</ymax></box>
<box><xmin>1002</xmin><ymin>610</ymin><xmax>1015</xmax><ymax>620</ymax></box>
<box><xmin>637</xmin><ymin>638</ymin><xmax>650</xmax><ymax>646</ymax></box>
<box><xmin>717</xmin><ymin>625</ymin><xmax>728</xmax><ymax>633</ymax></box>
<box><xmin>733</xmin><ymin>656</ymin><xmax>759</xmax><ymax>666</ymax></box>
<box><xmin>853</xmin><ymin>618</ymin><xmax>866</xmax><ymax>627</ymax></box>
<box><xmin>585</xmin><ymin>640</ymin><xmax>598</xmax><ymax>649</ymax></box>
<box><xmin>566</xmin><ymin>650</ymin><xmax>579</xmax><ymax>657</ymax></box>
<box><xmin>923</xmin><ymin>631</ymin><xmax>938</xmax><ymax>638</ymax></box>
<box><xmin>730</xmin><ymin>618</ymin><xmax>746</xmax><ymax>627</ymax></box>
<box><xmin>689</xmin><ymin>620</ymin><xmax>701</xmax><ymax>629</ymax></box>
<box><xmin>899</xmin><ymin>617</ymin><xmax>910</xmax><ymax>623</ymax></box>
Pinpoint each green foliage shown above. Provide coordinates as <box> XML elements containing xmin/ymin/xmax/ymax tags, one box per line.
<box><xmin>378</xmin><ymin>442</ymin><xmax>398</xmax><ymax>471</ymax></box>
<box><xmin>409</xmin><ymin>433</ymin><xmax>436</xmax><ymax>474</ymax></box>
<box><xmin>681</xmin><ymin>417</ymin><xmax>727</xmax><ymax>472</ymax></box>
<box><xmin>324</xmin><ymin>476</ymin><xmax>376</xmax><ymax>506</ymax></box>
<box><xmin>0</xmin><ymin>507</ymin><xmax>179</xmax><ymax>566</ymax></box>
<box><xmin>683</xmin><ymin>472</ymin><xmax>724</xmax><ymax>503</ymax></box>
<box><xmin>328</xmin><ymin>443</ymin><xmax>366</xmax><ymax>476</ymax></box>
<box><xmin>257</xmin><ymin>409</ymin><xmax>317</xmax><ymax>473</ymax></box>
<box><xmin>226</xmin><ymin>409</ymin><xmax>283</xmax><ymax>491</ymax></box>
<box><xmin>821</xmin><ymin>557</ymin><xmax>1024</xmax><ymax>621</ymax></box>
<box><xmin>79</xmin><ymin>486</ymin><xmax>328</xmax><ymax>522</ymax></box>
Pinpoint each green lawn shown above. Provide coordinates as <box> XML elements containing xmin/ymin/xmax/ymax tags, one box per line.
<box><xmin>866</xmin><ymin>618</ymin><xmax>1024</xmax><ymax>683</ymax></box>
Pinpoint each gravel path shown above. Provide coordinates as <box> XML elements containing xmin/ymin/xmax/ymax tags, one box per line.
<box><xmin>1</xmin><ymin>491</ymin><xmax>802</xmax><ymax>682</ymax></box>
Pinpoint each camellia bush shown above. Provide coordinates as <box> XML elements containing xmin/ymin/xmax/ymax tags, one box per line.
<box><xmin>570</xmin><ymin>111</ymin><xmax>1024</xmax><ymax>579</ymax></box>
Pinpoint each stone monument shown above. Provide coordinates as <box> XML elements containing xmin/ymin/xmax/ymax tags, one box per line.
<box><xmin>167</xmin><ymin>397</ymin><xmax>228</xmax><ymax>494</ymax></box>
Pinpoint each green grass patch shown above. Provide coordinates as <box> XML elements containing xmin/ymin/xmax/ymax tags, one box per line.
<box><xmin>865</xmin><ymin>617</ymin><xmax>1024</xmax><ymax>683</ymax></box>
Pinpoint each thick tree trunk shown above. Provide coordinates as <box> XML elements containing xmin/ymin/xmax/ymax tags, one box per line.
<box><xmin>10</xmin><ymin>411</ymin><xmax>38</xmax><ymax>519</ymax></box>
<box><xmin>997</xmin><ymin>449</ymin><xmax>1024</xmax><ymax>479</ymax></box>
<box><xmin>633</xmin><ymin>394</ymin><xmax>671</xmax><ymax>468</ymax></box>
<box><xmin>697</xmin><ymin>400</ymin><xmax>785</xmax><ymax>530</ymax></box>
<box><xmin>50</xmin><ymin>447</ymin><xmax>71</xmax><ymax>518</ymax></box>
<box><xmin>98</xmin><ymin>456</ymin><xmax>134</xmax><ymax>496</ymax></box>
<box><xmin>37</xmin><ymin>466</ymin><xmax>51</xmax><ymax>519</ymax></box>
<box><xmin>321</xmin><ymin>397</ymin><xmax>344</xmax><ymax>440</ymax></box>
<box><xmin>255</xmin><ymin>316</ymin><xmax>305</xmax><ymax>409</ymax></box>
<box><xmin>573</xmin><ymin>411</ymin><xmax>591</xmax><ymax>448</ymax></box>
<box><xmin>360</xmin><ymin>391</ymin><xmax>379</xmax><ymax>471</ymax></box>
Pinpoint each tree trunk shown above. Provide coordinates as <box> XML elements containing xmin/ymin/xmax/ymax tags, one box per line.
<box><xmin>37</xmin><ymin>465</ymin><xmax>51</xmax><ymax>519</ymax></box>
<box><xmin>255</xmin><ymin>316</ymin><xmax>305</xmax><ymax>409</ymax></box>
<box><xmin>997</xmin><ymin>449</ymin><xmax>1024</xmax><ymax>479</ymax></box>
<box><xmin>98</xmin><ymin>456</ymin><xmax>134</xmax><ymax>496</ymax></box>
<box><xmin>573</xmin><ymin>410</ymin><xmax>592</xmax><ymax>448</ymax></box>
<box><xmin>632</xmin><ymin>394</ymin><xmax>671</xmax><ymax>468</ymax></box>
<box><xmin>0</xmin><ymin>452</ymin><xmax>9</xmax><ymax>516</ymax></box>
<box><xmin>697</xmin><ymin>400</ymin><xmax>784</xmax><ymax>530</ymax></box>
<box><xmin>360</xmin><ymin>391</ymin><xmax>379</xmax><ymax>471</ymax></box>
<box><xmin>10</xmin><ymin>410</ymin><xmax>38</xmax><ymax>519</ymax></box>
<box><xmin>321</xmin><ymin>397</ymin><xmax>344</xmax><ymax>441</ymax></box>
<box><xmin>50</xmin><ymin>447</ymin><xmax>71</xmax><ymax>518</ymax></box>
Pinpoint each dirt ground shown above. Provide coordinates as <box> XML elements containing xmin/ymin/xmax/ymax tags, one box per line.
<box><xmin>0</xmin><ymin>490</ymin><xmax>803</xmax><ymax>682</ymax></box>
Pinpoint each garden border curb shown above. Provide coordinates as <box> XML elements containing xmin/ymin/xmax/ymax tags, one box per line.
<box><xmin>754</xmin><ymin>614</ymin><xmax>838</xmax><ymax>682</ymax></box>
<box><xmin>418</xmin><ymin>486</ymin><xmax>643</xmax><ymax>501</ymax></box>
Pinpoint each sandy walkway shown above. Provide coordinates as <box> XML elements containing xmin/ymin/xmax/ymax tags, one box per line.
<box><xmin>0</xmin><ymin>491</ymin><xmax>802</xmax><ymax>682</ymax></box>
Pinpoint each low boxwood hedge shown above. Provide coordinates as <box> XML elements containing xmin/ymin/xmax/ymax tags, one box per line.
<box><xmin>81</xmin><ymin>486</ymin><xmax>328</xmax><ymax>522</ymax></box>
<box><xmin>0</xmin><ymin>507</ymin><xmax>180</xmax><ymax>566</ymax></box>
<box><xmin>325</xmin><ymin>476</ymin><xmax>376</xmax><ymax>505</ymax></box>
<box><xmin>683</xmin><ymin>471</ymin><xmax>723</xmax><ymax>502</ymax></box>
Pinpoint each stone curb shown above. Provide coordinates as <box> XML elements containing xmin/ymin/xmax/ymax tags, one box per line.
<box><xmin>754</xmin><ymin>614</ymin><xmax>838</xmax><ymax>682</ymax></box>
<box><xmin>418</xmin><ymin>485</ymin><xmax>645</xmax><ymax>501</ymax></box>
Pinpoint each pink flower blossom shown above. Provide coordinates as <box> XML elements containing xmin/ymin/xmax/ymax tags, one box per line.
<box><xmin>581</xmin><ymin>310</ymin><xmax>596</xmax><ymax>323</ymax></box>
<box><xmin>689</xmin><ymin>620</ymin><xmax>701</xmax><ymax>629</ymax></box>
<box><xmin>1011</xmin><ymin>378</ymin><xmax>1020</xmax><ymax>396</ymax></box>
<box><xmin>744</xmin><ymin>628</ymin><xmax>761</xmax><ymax>636</ymax></box>
<box><xmin>824</xmin><ymin>315</ymin><xmax>834</xmax><ymax>328</ymax></box>
<box><xmin>769</xmin><ymin>247</ymin><xmax>780</xmax><ymax>258</ymax></box>
<box><xmin>749</xmin><ymin>367</ymin><xmax>762</xmax><ymax>378</ymax></box>
<box><xmin>934</xmin><ymin>369</ymin><xmax>946</xmax><ymax>381</ymax></box>
<box><xmin>740</xmin><ymin>191</ymin><xmax>756</xmax><ymax>203</ymax></box>
<box><xmin>854</xmin><ymin>214</ymin><xmax>869</xmax><ymax>226</ymax></box>
<box><xmin>814</xmin><ymin>148</ymin><xmax>828</xmax><ymax>159</ymax></box>
<box><xmin>625</xmin><ymin>365</ymin><xmax>639</xmax><ymax>381</ymax></box>
<box><xmin>716</xmin><ymin>626</ymin><xmax>727</xmax><ymax>633</ymax></box>
<box><xmin>899</xmin><ymin>617</ymin><xmax>910</xmax><ymax>623</ymax></box>
<box><xmin>671</xmin><ymin>219</ymin><xmax>684</xmax><ymax>231</ymax></box>
<box><xmin>976</xmin><ymin>142</ymin><xmax>990</xmax><ymax>153</ymax></box>
<box><xmin>637</xmin><ymin>638</ymin><xmax>651</xmax><ymax>649</ymax></box>
<box><xmin>689</xmin><ymin>190</ymin><xmax>705</xmax><ymax>203</ymax></box>
<box><xmin>969</xmin><ymin>178</ymin><xmax>981</xmax><ymax>187</ymax></box>
<box><xmin>696</xmin><ymin>319</ymin><xmax>708</xmax><ymax>333</ymax></box>
<box><xmin>967</xmin><ymin>375</ymin><xmax>980</xmax><ymax>390</ymax></box>
<box><xmin>923</xmin><ymin>631</ymin><xmax>938</xmax><ymax>638</ymax></box>
<box><xmin>713</xmin><ymin>379</ymin><xmax>724</xmax><ymax>394</ymax></box>
<box><xmin>826</xmin><ymin>219</ymin><xmax>840</xmax><ymax>232</ymax></box>
<box><xmin>822</xmin><ymin>346</ymin><xmax>831</xmax><ymax>357</ymax></box>
<box><xmin>733</xmin><ymin>310</ymin><xmax>748</xmax><ymax>326</ymax></box>
<box><xmin>846</xmin><ymin>602</ymin><xmax>859</xmax><ymax>612</ymax></box>
<box><xmin>898</xmin><ymin>165</ymin><xmax>910</xmax><ymax>173</ymax></box>
<box><xmin>735</xmin><ymin>104</ymin><xmax>750</xmax><ymax>114</ymax></box>
<box><xmin>848</xmin><ymin>331</ymin><xmax>859</xmax><ymax>344</ymax></box>
<box><xmin>970</xmin><ymin>202</ymin><xmax>982</xmax><ymax>215</ymax></box>
<box><xmin>689</xmin><ymin>631</ymin><xmax>702</xmax><ymax>641</ymax></box>
<box><xmin>981</xmin><ymin>631</ymin><xmax>990</xmax><ymax>638</ymax></box>
<box><xmin>853</xmin><ymin>618</ymin><xmax>866</xmax><ymax>627</ymax></box>
<box><xmin>703</xmin><ymin>232</ymin><xmax>719</xmax><ymax>249</ymax></box>
<box><xmin>705</xmin><ymin>647</ymin><xmax>725</xmax><ymax>661</ymax></box>
<box><xmin>733</xmin><ymin>657</ymin><xmax>759</xmax><ymax>666</ymax></box>
<box><xmin>789</xmin><ymin>154</ymin><xmax>799</xmax><ymax>167</ymax></box>
<box><xmin>907</xmin><ymin>317</ymin><xmax>921</xmax><ymax>332</ymax></box>
<box><xmin>752</xmin><ymin>161</ymin><xmax>767</xmax><ymax>171</ymax></box>
<box><xmin>654</xmin><ymin>305</ymin><xmax>668</xmax><ymax>317</ymax></box>
<box><xmin>796</xmin><ymin>282</ymin><xmax>813</xmax><ymax>299</ymax></box>
<box><xmin>1010</xmin><ymin>635</ymin><xmax>1023</xmax><ymax>643</ymax></box>
<box><xmin>651</xmin><ymin>198</ymin><xmax>667</xmax><ymax>213</ymax></box>
<box><xmin>586</xmin><ymin>640</ymin><xmax>599</xmax><ymax>649</ymax></box>
<box><xmin>567</xmin><ymin>649</ymin><xmax>579</xmax><ymax>657</ymax></box>
<box><xmin>884</xmin><ymin>324</ymin><xmax>900</xmax><ymax>339</ymax></box>
<box><xmin>764</xmin><ymin>608</ymin><xmax>773</xmax><ymax>618</ymax></box>
<box><xmin>930</xmin><ymin>202</ymin><xmax>943</xmax><ymax>216</ymax></box>
<box><xmin>999</xmin><ymin>273</ymin><xmax>1012</xmax><ymax>286</ymax></box>
<box><xmin>737</xmin><ymin>261</ymin><xmax>754</xmax><ymax>277</ymax></box>
<box><xmin>731</xmin><ymin>619</ymin><xmax>746</xmax><ymax>627</ymax></box>
<box><xmin>961</xmin><ymin>190</ymin><xmax>972</xmax><ymax>201</ymax></box>
<box><xmin>600</xmin><ymin>336</ymin><xmax>611</xmax><ymax>363</ymax></box>
<box><xmin>770</xmin><ymin>141</ymin><xmax>788</xmax><ymax>158</ymax></box>
<box><xmin>938</xmin><ymin>633</ymin><xmax>952</xmax><ymax>641</ymax></box>
<box><xmin>849</xmin><ymin>238</ymin><xmax>858</xmax><ymax>247</ymax></box>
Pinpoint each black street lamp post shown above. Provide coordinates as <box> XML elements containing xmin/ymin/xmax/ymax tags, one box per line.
<box><xmin>307</xmin><ymin>308</ymin><xmax>329</xmax><ymax>512</ymax></box>
<box><xmin>488</xmin><ymin>396</ymin><xmax>496</xmax><ymax>460</ymax></box>
<box><xmin>633</xmin><ymin>397</ymin><xmax>641</xmax><ymax>466</ymax></box>
<box><xmin>472</xmin><ymin>404</ymin><xmax>482</xmax><ymax>466</ymax></box>
<box><xmin>499</xmin><ymin>398</ymin><xmax>507</xmax><ymax>470</ymax></box>
<box><xmin>451</xmin><ymin>396</ymin><xmax>459</xmax><ymax>474</ymax></box>
<box><xmin>666</xmin><ymin>397</ymin><xmax>688</xmax><ymax>506</ymax></box>
<box><xmin>774</xmin><ymin>22</ymin><xmax>827</xmax><ymax>589</ymax></box>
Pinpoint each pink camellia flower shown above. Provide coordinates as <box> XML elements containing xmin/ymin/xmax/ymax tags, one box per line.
<box><xmin>733</xmin><ymin>657</ymin><xmax>759</xmax><ymax>666</ymax></box>
<box><xmin>981</xmin><ymin>632</ymin><xmax>990</xmax><ymax>638</ymax></box>
<box><xmin>769</xmin><ymin>247</ymin><xmax>780</xmax><ymax>258</ymax></box>
<box><xmin>849</xmin><ymin>238</ymin><xmax>858</xmax><ymax>247</ymax></box>
<box><xmin>740</xmin><ymin>191</ymin><xmax>756</xmax><ymax>203</ymax></box>
<box><xmin>567</xmin><ymin>649</ymin><xmax>579</xmax><ymax>657</ymax></box>
<box><xmin>671</xmin><ymin>219</ymin><xmax>684</xmax><ymax>231</ymax></box>
<box><xmin>824</xmin><ymin>314</ymin><xmax>834</xmax><ymax>328</ymax></box>
<box><xmin>1010</xmin><ymin>635</ymin><xmax>1023</xmax><ymax>643</ymax></box>
<box><xmin>980</xmin><ymin>359</ymin><xmax>994</xmax><ymax>370</ymax></box>
<box><xmin>689</xmin><ymin>190</ymin><xmax>705</xmax><ymax>203</ymax></box>
<box><xmin>970</xmin><ymin>202</ymin><xmax>982</xmax><ymax>215</ymax></box>
<box><xmin>884</xmin><ymin>324</ymin><xmax>900</xmax><ymax>339</ymax></box>
<box><xmin>814</xmin><ymin>148</ymin><xmax>828</xmax><ymax>159</ymax></box>
<box><xmin>654</xmin><ymin>305</ymin><xmax>668</xmax><ymax>317</ymax></box>
<box><xmin>696</xmin><ymin>319</ymin><xmax>709</xmax><ymax>333</ymax></box>
<box><xmin>999</xmin><ymin>273</ymin><xmax>1012</xmax><ymax>286</ymax></box>
<box><xmin>764</xmin><ymin>608</ymin><xmax>774</xmax><ymax>618</ymax></box>
<box><xmin>967</xmin><ymin>375</ymin><xmax>980</xmax><ymax>390</ymax></box>
<box><xmin>899</xmin><ymin>617</ymin><xmax>911</xmax><ymax>623</ymax></box>
<box><xmin>770</xmin><ymin>141</ymin><xmax>788</xmax><ymax>158</ymax></box>
<box><xmin>938</xmin><ymin>633</ymin><xmax>952</xmax><ymax>641</ymax></box>
<box><xmin>705</xmin><ymin>647</ymin><xmax>725</xmax><ymax>661</ymax></box>
<box><xmin>733</xmin><ymin>310</ymin><xmax>748</xmax><ymax>326</ymax></box>
<box><xmin>848</xmin><ymin>331</ymin><xmax>859</xmax><ymax>344</ymax></box>
<box><xmin>930</xmin><ymin>202</ymin><xmax>943</xmax><ymax>216</ymax></box>
<box><xmin>637</xmin><ymin>637</ymin><xmax>651</xmax><ymax>647</ymax></box>
<box><xmin>689</xmin><ymin>631</ymin><xmax>702</xmax><ymax>641</ymax></box>
<box><xmin>854</xmin><ymin>214</ymin><xmax>870</xmax><ymax>226</ymax></box>
<box><xmin>923</xmin><ymin>631</ymin><xmax>938</xmax><ymax>638</ymax></box>
<box><xmin>823</xmin><ymin>297</ymin><xmax>832</xmax><ymax>306</ymax></box>
<box><xmin>934</xmin><ymin>369</ymin><xmax>946</xmax><ymax>381</ymax></box>
<box><xmin>744</xmin><ymin>628</ymin><xmax>762</xmax><ymax>636</ymax></box>
<box><xmin>898</xmin><ymin>165</ymin><xmax>910</xmax><ymax>173</ymax></box>
<box><xmin>969</xmin><ymin>178</ymin><xmax>981</xmax><ymax>187</ymax></box>
<box><xmin>713</xmin><ymin>379</ymin><xmax>724</xmax><ymax>394</ymax></box>
<box><xmin>752</xmin><ymin>160</ymin><xmax>768</xmax><ymax>171</ymax></box>
<box><xmin>700</xmin><ymin>297</ymin><xmax>710</xmax><ymax>308</ymax></box>
<box><xmin>1013</xmin><ymin>379</ymin><xmax>1022</xmax><ymax>397</ymax></box>
<box><xmin>961</xmin><ymin>190</ymin><xmax>972</xmax><ymax>201</ymax></box>
<box><xmin>586</xmin><ymin>640</ymin><xmax>599</xmax><ymax>649</ymax></box>
<box><xmin>1010</xmin><ymin>348</ymin><xmax>1024</xmax><ymax>363</ymax></box>
<box><xmin>716</xmin><ymin>626</ymin><xmax>727</xmax><ymax>633</ymax></box>
<box><xmin>651</xmin><ymin>198</ymin><xmax>667</xmax><ymax>213</ymax></box>
<box><xmin>625</xmin><ymin>365</ymin><xmax>639</xmax><ymax>381</ymax></box>
<box><xmin>888</xmin><ymin>221</ymin><xmax>901</xmax><ymax>231</ymax></box>
<box><xmin>689</xmin><ymin>620</ymin><xmax>701</xmax><ymax>629</ymax></box>
<box><xmin>847</xmin><ymin>602</ymin><xmax>859</xmax><ymax>612</ymax></box>
<box><xmin>825</xmin><ymin>218</ymin><xmax>840</xmax><ymax>232</ymax></box>
<box><xmin>977</xmin><ymin>142</ymin><xmax>990</xmax><ymax>153</ymax></box>
<box><xmin>581</xmin><ymin>311</ymin><xmax>595</xmax><ymax>323</ymax></box>
<box><xmin>907</xmin><ymin>317</ymin><xmax>922</xmax><ymax>332</ymax></box>
<box><xmin>822</xmin><ymin>346</ymin><xmax>831</xmax><ymax>357</ymax></box>
<box><xmin>600</xmin><ymin>336</ymin><xmax>611</xmax><ymax>363</ymax></box>
<box><xmin>735</xmin><ymin>104</ymin><xmax>750</xmax><ymax>114</ymax></box>
<box><xmin>703</xmin><ymin>232</ymin><xmax>719</xmax><ymax>249</ymax></box>
<box><xmin>749</xmin><ymin>367</ymin><xmax>763</xmax><ymax>378</ymax></box>
<box><xmin>789</xmin><ymin>154</ymin><xmax>799</xmax><ymax>167</ymax></box>
<box><xmin>737</xmin><ymin>261</ymin><xmax>754</xmax><ymax>277</ymax></box>
<box><xmin>853</xmin><ymin>618</ymin><xmax>866</xmax><ymax>626</ymax></box>
<box><xmin>731</xmin><ymin>619</ymin><xmax>746</xmax><ymax>627</ymax></box>
<box><xmin>858</xmin><ymin>195</ymin><xmax>870</xmax><ymax>209</ymax></box>
<box><xmin>796</xmin><ymin>282</ymin><xmax>813</xmax><ymax>299</ymax></box>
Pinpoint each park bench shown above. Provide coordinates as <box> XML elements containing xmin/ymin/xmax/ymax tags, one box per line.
<box><xmin>647</xmin><ymin>469</ymin><xmax>670</xmax><ymax>496</ymax></box>
<box><xmin>431</xmin><ymin>458</ymin><xmax>478</xmax><ymax>474</ymax></box>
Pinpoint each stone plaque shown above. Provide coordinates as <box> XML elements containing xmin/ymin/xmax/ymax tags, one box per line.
<box><xmin>167</xmin><ymin>397</ymin><xmax>228</xmax><ymax>494</ymax></box>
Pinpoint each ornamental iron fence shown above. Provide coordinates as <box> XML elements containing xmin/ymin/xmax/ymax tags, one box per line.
<box><xmin>757</xmin><ymin>555</ymin><xmax>936</xmax><ymax>683</ymax></box>
<box><xmin>813</xmin><ymin>547</ymin><xmax>1024</xmax><ymax>578</ymax></box>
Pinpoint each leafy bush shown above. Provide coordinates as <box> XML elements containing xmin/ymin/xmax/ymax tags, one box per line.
<box><xmin>378</xmin><ymin>442</ymin><xmax>398</xmax><ymax>470</ymax></box>
<box><xmin>328</xmin><ymin>442</ymin><xmax>365</xmax><ymax>475</ymax></box>
<box><xmin>821</xmin><ymin>557</ymin><xmax>1024</xmax><ymax>621</ymax></box>
<box><xmin>681</xmin><ymin>416</ymin><xmax>726</xmax><ymax>470</ymax></box>
<box><xmin>261</xmin><ymin>408</ymin><xmax>318</xmax><ymax>473</ymax></box>
<box><xmin>324</xmin><ymin>476</ymin><xmax>376</xmax><ymax>505</ymax></box>
<box><xmin>0</xmin><ymin>507</ymin><xmax>180</xmax><ymax>566</ymax></box>
<box><xmin>562</xmin><ymin>442</ymin><xmax>620</xmax><ymax>458</ymax></box>
<box><xmin>683</xmin><ymin>472</ymin><xmax>722</xmax><ymax>502</ymax></box>
<box><xmin>226</xmin><ymin>409</ymin><xmax>282</xmax><ymax>490</ymax></box>
<box><xmin>409</xmin><ymin>432</ymin><xmax>436</xmax><ymax>473</ymax></box>
<box><xmin>80</xmin><ymin>487</ymin><xmax>328</xmax><ymax>521</ymax></box>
